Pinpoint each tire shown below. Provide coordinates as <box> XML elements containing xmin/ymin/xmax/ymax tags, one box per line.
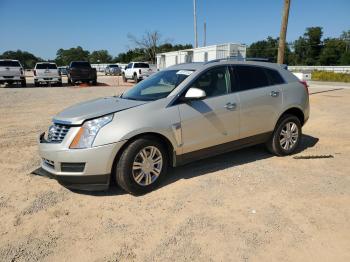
<box><xmin>92</xmin><ymin>79</ymin><xmax>97</xmax><ymax>85</ymax></box>
<box><xmin>34</xmin><ymin>81</ymin><xmax>39</xmax><ymax>87</ymax></box>
<box><xmin>133</xmin><ymin>74</ymin><xmax>139</xmax><ymax>83</ymax></box>
<box><xmin>122</xmin><ymin>74</ymin><xmax>127</xmax><ymax>82</ymax></box>
<box><xmin>67</xmin><ymin>77</ymin><xmax>71</xmax><ymax>85</ymax></box>
<box><xmin>21</xmin><ymin>79</ymin><xmax>26</xmax><ymax>87</ymax></box>
<box><xmin>266</xmin><ymin>114</ymin><xmax>302</xmax><ymax>156</ymax></box>
<box><xmin>115</xmin><ymin>137</ymin><xmax>169</xmax><ymax>195</ymax></box>
<box><xmin>57</xmin><ymin>81</ymin><xmax>63</xmax><ymax>87</ymax></box>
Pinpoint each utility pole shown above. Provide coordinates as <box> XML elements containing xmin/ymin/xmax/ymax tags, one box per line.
<box><xmin>193</xmin><ymin>0</ymin><xmax>198</xmax><ymax>48</ymax></box>
<box><xmin>203</xmin><ymin>21</ymin><xmax>207</xmax><ymax>46</ymax></box>
<box><xmin>277</xmin><ymin>0</ymin><xmax>291</xmax><ymax>64</ymax></box>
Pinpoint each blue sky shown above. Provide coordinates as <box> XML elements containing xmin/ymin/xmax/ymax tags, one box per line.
<box><xmin>0</xmin><ymin>0</ymin><xmax>349</xmax><ymax>59</ymax></box>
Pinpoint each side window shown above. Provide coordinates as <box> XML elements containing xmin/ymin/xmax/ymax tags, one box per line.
<box><xmin>264</xmin><ymin>68</ymin><xmax>285</xmax><ymax>85</ymax></box>
<box><xmin>235</xmin><ymin>65</ymin><xmax>269</xmax><ymax>91</ymax></box>
<box><xmin>191</xmin><ymin>66</ymin><xmax>230</xmax><ymax>98</ymax></box>
<box><xmin>127</xmin><ymin>63</ymin><xmax>132</xmax><ymax>69</ymax></box>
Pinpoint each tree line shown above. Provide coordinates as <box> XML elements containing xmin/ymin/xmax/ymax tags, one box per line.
<box><xmin>247</xmin><ymin>27</ymin><xmax>350</xmax><ymax>65</ymax></box>
<box><xmin>1</xmin><ymin>27</ymin><xmax>349</xmax><ymax>68</ymax></box>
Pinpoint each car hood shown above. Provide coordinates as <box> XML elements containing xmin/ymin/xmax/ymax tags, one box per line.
<box><xmin>53</xmin><ymin>97</ymin><xmax>147</xmax><ymax>125</ymax></box>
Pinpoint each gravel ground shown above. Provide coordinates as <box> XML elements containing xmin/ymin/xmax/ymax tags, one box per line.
<box><xmin>0</xmin><ymin>77</ymin><xmax>349</xmax><ymax>262</ymax></box>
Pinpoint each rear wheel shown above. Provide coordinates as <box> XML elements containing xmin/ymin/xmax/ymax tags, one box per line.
<box><xmin>266</xmin><ymin>114</ymin><xmax>302</xmax><ymax>156</ymax></box>
<box><xmin>115</xmin><ymin>137</ymin><xmax>168</xmax><ymax>195</ymax></box>
<box><xmin>122</xmin><ymin>74</ymin><xmax>127</xmax><ymax>82</ymax></box>
<box><xmin>92</xmin><ymin>79</ymin><xmax>97</xmax><ymax>85</ymax></box>
<box><xmin>34</xmin><ymin>81</ymin><xmax>39</xmax><ymax>87</ymax></box>
<box><xmin>67</xmin><ymin>77</ymin><xmax>72</xmax><ymax>85</ymax></box>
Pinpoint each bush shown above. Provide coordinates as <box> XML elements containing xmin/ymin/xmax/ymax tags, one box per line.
<box><xmin>312</xmin><ymin>71</ymin><xmax>350</xmax><ymax>82</ymax></box>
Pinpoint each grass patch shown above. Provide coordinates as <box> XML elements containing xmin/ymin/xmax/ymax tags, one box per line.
<box><xmin>312</xmin><ymin>71</ymin><xmax>350</xmax><ymax>82</ymax></box>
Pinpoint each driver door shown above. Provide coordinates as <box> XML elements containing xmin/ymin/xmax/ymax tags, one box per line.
<box><xmin>178</xmin><ymin>66</ymin><xmax>240</xmax><ymax>155</ymax></box>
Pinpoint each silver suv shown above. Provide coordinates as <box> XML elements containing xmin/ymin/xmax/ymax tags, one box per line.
<box><xmin>38</xmin><ymin>61</ymin><xmax>309</xmax><ymax>195</ymax></box>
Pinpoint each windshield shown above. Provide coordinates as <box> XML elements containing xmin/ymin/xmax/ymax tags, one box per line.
<box><xmin>36</xmin><ymin>63</ymin><xmax>57</xmax><ymax>69</ymax></box>
<box><xmin>70</xmin><ymin>61</ymin><xmax>91</xmax><ymax>68</ymax></box>
<box><xmin>0</xmin><ymin>61</ymin><xmax>21</xmax><ymax>67</ymax></box>
<box><xmin>122</xmin><ymin>69</ymin><xmax>194</xmax><ymax>101</ymax></box>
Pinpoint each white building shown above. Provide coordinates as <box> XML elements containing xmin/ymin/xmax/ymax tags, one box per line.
<box><xmin>156</xmin><ymin>43</ymin><xmax>246</xmax><ymax>70</ymax></box>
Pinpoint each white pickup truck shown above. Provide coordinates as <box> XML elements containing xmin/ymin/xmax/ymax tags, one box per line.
<box><xmin>122</xmin><ymin>62</ymin><xmax>154</xmax><ymax>83</ymax></box>
<box><xmin>0</xmin><ymin>59</ymin><xmax>26</xmax><ymax>87</ymax></box>
<box><xmin>34</xmin><ymin>62</ymin><xmax>62</xmax><ymax>87</ymax></box>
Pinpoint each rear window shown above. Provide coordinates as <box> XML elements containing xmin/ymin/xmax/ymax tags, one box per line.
<box><xmin>264</xmin><ymin>68</ymin><xmax>285</xmax><ymax>85</ymax></box>
<box><xmin>108</xmin><ymin>65</ymin><xmax>119</xmax><ymax>68</ymax></box>
<box><xmin>134</xmin><ymin>63</ymin><xmax>149</xmax><ymax>68</ymax></box>
<box><xmin>0</xmin><ymin>60</ymin><xmax>21</xmax><ymax>67</ymax></box>
<box><xmin>70</xmin><ymin>62</ymin><xmax>91</xmax><ymax>68</ymax></box>
<box><xmin>235</xmin><ymin>65</ymin><xmax>269</xmax><ymax>91</ymax></box>
<box><xmin>36</xmin><ymin>63</ymin><xmax>57</xmax><ymax>69</ymax></box>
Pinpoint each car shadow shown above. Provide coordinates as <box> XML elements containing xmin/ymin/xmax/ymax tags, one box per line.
<box><xmin>31</xmin><ymin>134</ymin><xmax>319</xmax><ymax>196</ymax></box>
<box><xmin>160</xmin><ymin>134</ymin><xmax>319</xmax><ymax>188</ymax></box>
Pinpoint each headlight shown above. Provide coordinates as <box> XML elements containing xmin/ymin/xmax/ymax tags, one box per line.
<box><xmin>70</xmin><ymin>114</ymin><xmax>113</xmax><ymax>149</ymax></box>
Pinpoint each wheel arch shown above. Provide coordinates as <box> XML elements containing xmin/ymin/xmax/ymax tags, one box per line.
<box><xmin>277</xmin><ymin>107</ymin><xmax>305</xmax><ymax>126</ymax></box>
<box><xmin>111</xmin><ymin>132</ymin><xmax>175</xmax><ymax>180</ymax></box>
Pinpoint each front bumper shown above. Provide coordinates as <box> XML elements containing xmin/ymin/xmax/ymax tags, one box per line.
<box><xmin>38</xmin><ymin>132</ymin><xmax>126</xmax><ymax>190</ymax></box>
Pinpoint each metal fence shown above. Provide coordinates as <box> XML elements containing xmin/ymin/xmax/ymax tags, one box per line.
<box><xmin>288</xmin><ymin>66</ymin><xmax>350</xmax><ymax>74</ymax></box>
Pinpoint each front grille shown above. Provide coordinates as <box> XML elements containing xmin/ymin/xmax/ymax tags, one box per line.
<box><xmin>3</xmin><ymin>76</ymin><xmax>14</xmax><ymax>79</ymax></box>
<box><xmin>47</xmin><ymin>124</ymin><xmax>70</xmax><ymax>143</ymax></box>
<box><xmin>43</xmin><ymin>158</ymin><xmax>55</xmax><ymax>169</ymax></box>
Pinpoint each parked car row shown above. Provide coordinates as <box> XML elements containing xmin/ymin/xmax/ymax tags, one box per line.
<box><xmin>1</xmin><ymin>59</ymin><xmax>154</xmax><ymax>87</ymax></box>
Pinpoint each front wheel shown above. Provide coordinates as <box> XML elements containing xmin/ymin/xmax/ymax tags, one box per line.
<box><xmin>115</xmin><ymin>137</ymin><xmax>168</xmax><ymax>195</ymax></box>
<box><xmin>133</xmin><ymin>74</ymin><xmax>139</xmax><ymax>83</ymax></box>
<box><xmin>122</xmin><ymin>74</ymin><xmax>127</xmax><ymax>82</ymax></box>
<box><xmin>266</xmin><ymin>114</ymin><xmax>302</xmax><ymax>156</ymax></box>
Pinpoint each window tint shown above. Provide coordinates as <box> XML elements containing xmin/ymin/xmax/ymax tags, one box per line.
<box><xmin>264</xmin><ymin>68</ymin><xmax>285</xmax><ymax>85</ymax></box>
<box><xmin>36</xmin><ymin>63</ymin><xmax>57</xmax><ymax>69</ymax></box>
<box><xmin>235</xmin><ymin>66</ymin><xmax>269</xmax><ymax>91</ymax></box>
<box><xmin>108</xmin><ymin>64</ymin><xmax>119</xmax><ymax>68</ymax></box>
<box><xmin>191</xmin><ymin>66</ymin><xmax>229</xmax><ymax>98</ymax></box>
<box><xmin>127</xmin><ymin>63</ymin><xmax>133</xmax><ymax>69</ymax></box>
<box><xmin>70</xmin><ymin>61</ymin><xmax>91</xmax><ymax>68</ymax></box>
<box><xmin>0</xmin><ymin>60</ymin><xmax>21</xmax><ymax>67</ymax></box>
<box><xmin>134</xmin><ymin>63</ymin><xmax>149</xmax><ymax>68</ymax></box>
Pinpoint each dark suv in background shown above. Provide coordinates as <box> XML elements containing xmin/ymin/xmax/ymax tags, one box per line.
<box><xmin>67</xmin><ymin>61</ymin><xmax>97</xmax><ymax>85</ymax></box>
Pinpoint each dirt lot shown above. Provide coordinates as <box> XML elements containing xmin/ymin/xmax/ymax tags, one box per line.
<box><xmin>0</xmin><ymin>77</ymin><xmax>349</xmax><ymax>262</ymax></box>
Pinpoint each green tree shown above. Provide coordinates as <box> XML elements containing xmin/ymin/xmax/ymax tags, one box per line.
<box><xmin>0</xmin><ymin>50</ymin><xmax>42</xmax><ymax>68</ymax></box>
<box><xmin>89</xmin><ymin>50</ymin><xmax>112</xmax><ymax>63</ymax></box>
<box><xmin>293</xmin><ymin>27</ymin><xmax>323</xmax><ymax>65</ymax></box>
<box><xmin>247</xmin><ymin>37</ymin><xmax>291</xmax><ymax>63</ymax></box>
<box><xmin>319</xmin><ymin>38</ymin><xmax>346</xmax><ymax>65</ymax></box>
<box><xmin>55</xmin><ymin>46</ymin><xmax>90</xmax><ymax>66</ymax></box>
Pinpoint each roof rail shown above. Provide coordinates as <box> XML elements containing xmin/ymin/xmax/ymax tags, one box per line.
<box><xmin>204</xmin><ymin>57</ymin><xmax>243</xmax><ymax>65</ymax></box>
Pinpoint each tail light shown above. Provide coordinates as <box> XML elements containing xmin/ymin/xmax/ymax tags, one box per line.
<box><xmin>299</xmin><ymin>80</ymin><xmax>309</xmax><ymax>95</ymax></box>
<box><xmin>139</xmin><ymin>69</ymin><xmax>141</xmax><ymax>74</ymax></box>
<box><xmin>34</xmin><ymin>69</ymin><xmax>36</xmax><ymax>76</ymax></box>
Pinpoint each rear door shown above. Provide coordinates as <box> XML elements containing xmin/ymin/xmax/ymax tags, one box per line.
<box><xmin>178</xmin><ymin>66</ymin><xmax>240</xmax><ymax>154</ymax></box>
<box><xmin>233</xmin><ymin>65</ymin><xmax>283</xmax><ymax>138</ymax></box>
<box><xmin>125</xmin><ymin>63</ymin><xmax>133</xmax><ymax>78</ymax></box>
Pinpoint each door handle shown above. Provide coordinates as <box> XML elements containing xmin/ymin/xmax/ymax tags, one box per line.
<box><xmin>270</xmin><ymin>91</ymin><xmax>280</xmax><ymax>97</ymax></box>
<box><xmin>224</xmin><ymin>102</ymin><xmax>237</xmax><ymax>110</ymax></box>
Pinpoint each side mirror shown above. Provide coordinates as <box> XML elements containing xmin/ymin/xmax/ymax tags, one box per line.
<box><xmin>184</xmin><ymin>87</ymin><xmax>206</xmax><ymax>100</ymax></box>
